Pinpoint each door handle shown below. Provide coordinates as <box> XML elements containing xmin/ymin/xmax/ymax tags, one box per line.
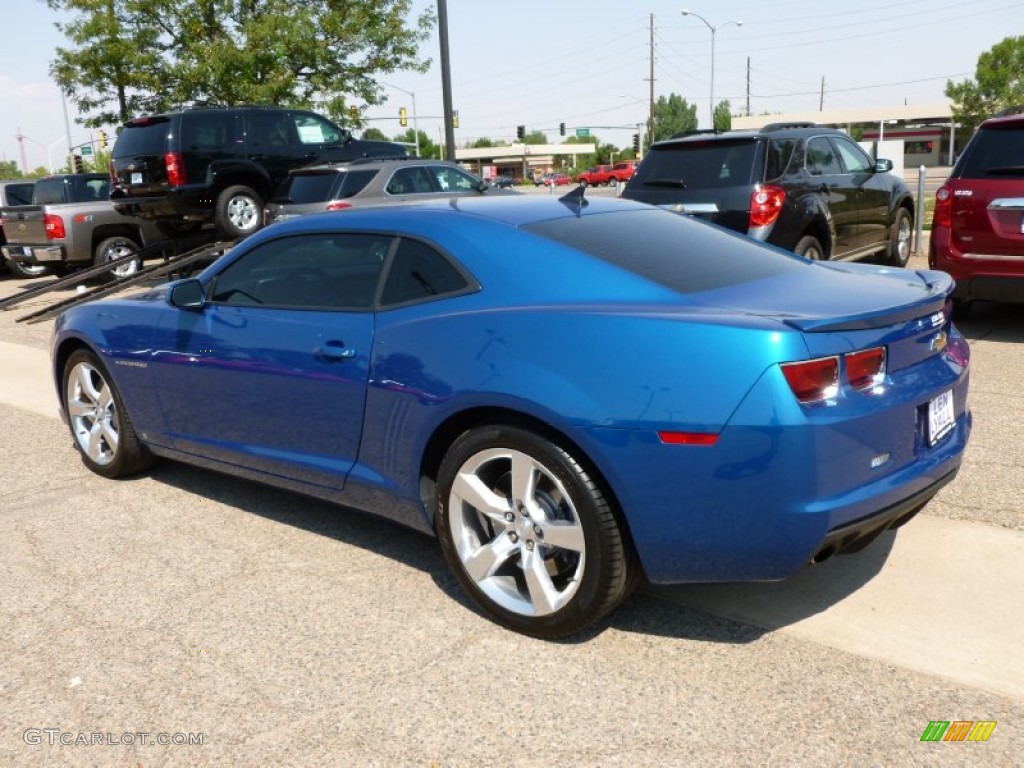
<box><xmin>315</xmin><ymin>340</ymin><xmax>357</xmax><ymax>362</ymax></box>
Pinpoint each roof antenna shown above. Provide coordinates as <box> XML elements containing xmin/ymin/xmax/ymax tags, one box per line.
<box><xmin>558</xmin><ymin>184</ymin><xmax>588</xmax><ymax>215</ymax></box>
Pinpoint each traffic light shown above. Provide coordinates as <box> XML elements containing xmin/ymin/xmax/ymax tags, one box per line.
<box><xmin>399</xmin><ymin>107</ymin><xmax>408</xmax><ymax>127</ymax></box>
<box><xmin>559</xmin><ymin>122</ymin><xmax>565</xmax><ymax>136</ymax></box>
<box><xmin>98</xmin><ymin>130</ymin><xmax>108</xmax><ymax>149</ymax></box>
<box><xmin>452</xmin><ymin>110</ymin><xmax>459</xmax><ymax>129</ymax></box>
<box><xmin>349</xmin><ymin>105</ymin><xmax>358</xmax><ymax>122</ymax></box>
<box><xmin>72</xmin><ymin>154</ymin><xmax>84</xmax><ymax>173</ymax></box>
<box><xmin>632</xmin><ymin>133</ymin><xmax>640</xmax><ymax>152</ymax></box>
<box><xmin>516</xmin><ymin>125</ymin><xmax>525</xmax><ymax>140</ymax></box>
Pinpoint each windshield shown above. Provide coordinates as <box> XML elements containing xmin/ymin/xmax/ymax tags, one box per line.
<box><xmin>633</xmin><ymin>139</ymin><xmax>761</xmax><ymax>189</ymax></box>
<box><xmin>957</xmin><ymin>124</ymin><xmax>1024</xmax><ymax>178</ymax></box>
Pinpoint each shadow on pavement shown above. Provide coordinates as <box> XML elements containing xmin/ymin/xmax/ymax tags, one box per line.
<box><xmin>151</xmin><ymin>458</ymin><xmax>897</xmax><ymax>645</ymax></box>
<box><xmin>956</xmin><ymin>300</ymin><xmax>1024</xmax><ymax>343</ymax></box>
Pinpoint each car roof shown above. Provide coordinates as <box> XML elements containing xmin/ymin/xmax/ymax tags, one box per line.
<box><xmin>652</xmin><ymin>123</ymin><xmax>843</xmax><ymax>149</ymax></box>
<box><xmin>980</xmin><ymin>108</ymin><xmax>1024</xmax><ymax>128</ymax></box>
<box><xmin>288</xmin><ymin>157</ymin><xmax>463</xmax><ymax>175</ymax></box>
<box><xmin>259</xmin><ymin>194</ymin><xmax>652</xmax><ymax>235</ymax></box>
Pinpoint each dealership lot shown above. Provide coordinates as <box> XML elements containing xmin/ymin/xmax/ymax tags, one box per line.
<box><xmin>0</xmin><ymin>258</ymin><xmax>1021</xmax><ymax>764</ymax></box>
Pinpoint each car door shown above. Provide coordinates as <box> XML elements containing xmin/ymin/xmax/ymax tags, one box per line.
<box><xmin>243</xmin><ymin>110</ymin><xmax>309</xmax><ymax>189</ymax></box>
<box><xmin>149</xmin><ymin>232</ymin><xmax>391</xmax><ymax>491</ymax></box>
<box><xmin>805</xmin><ymin>136</ymin><xmax>858</xmax><ymax>255</ymax></box>
<box><xmin>832</xmin><ymin>136</ymin><xmax>891</xmax><ymax>253</ymax></box>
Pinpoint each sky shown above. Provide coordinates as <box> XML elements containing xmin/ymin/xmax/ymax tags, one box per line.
<box><xmin>1</xmin><ymin>0</ymin><xmax>1019</xmax><ymax>172</ymax></box>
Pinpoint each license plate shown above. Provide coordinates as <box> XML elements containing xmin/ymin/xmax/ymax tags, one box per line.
<box><xmin>131</xmin><ymin>172</ymin><xmax>142</xmax><ymax>185</ymax></box>
<box><xmin>928</xmin><ymin>389</ymin><xmax>955</xmax><ymax>445</ymax></box>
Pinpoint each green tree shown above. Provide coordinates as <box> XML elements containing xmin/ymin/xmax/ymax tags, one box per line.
<box><xmin>522</xmin><ymin>130</ymin><xmax>548</xmax><ymax>145</ymax></box>
<box><xmin>392</xmin><ymin>129</ymin><xmax>438</xmax><ymax>159</ymax></box>
<box><xmin>45</xmin><ymin>0</ymin><xmax>434</xmax><ymax>127</ymax></box>
<box><xmin>713</xmin><ymin>100</ymin><xmax>732</xmax><ymax>132</ymax></box>
<box><xmin>471</xmin><ymin>137</ymin><xmax>497</xmax><ymax>148</ymax></box>
<box><xmin>946</xmin><ymin>35</ymin><xmax>1024</xmax><ymax>131</ymax></box>
<box><xmin>361</xmin><ymin>127</ymin><xmax>390</xmax><ymax>142</ymax></box>
<box><xmin>0</xmin><ymin>160</ymin><xmax>23</xmax><ymax>178</ymax></box>
<box><xmin>651</xmin><ymin>93</ymin><xmax>698</xmax><ymax>141</ymax></box>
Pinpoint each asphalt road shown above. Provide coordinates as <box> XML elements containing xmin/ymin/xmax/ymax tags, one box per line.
<box><xmin>0</xmin><ymin>243</ymin><xmax>1021</xmax><ymax>766</ymax></box>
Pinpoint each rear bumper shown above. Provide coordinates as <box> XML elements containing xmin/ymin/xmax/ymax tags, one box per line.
<box><xmin>930</xmin><ymin>227</ymin><xmax>1024</xmax><ymax>302</ymax></box>
<box><xmin>110</xmin><ymin>185</ymin><xmax>215</xmax><ymax>222</ymax></box>
<box><xmin>1</xmin><ymin>243</ymin><xmax>69</xmax><ymax>264</ymax></box>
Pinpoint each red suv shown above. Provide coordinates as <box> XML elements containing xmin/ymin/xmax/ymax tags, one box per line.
<box><xmin>930</xmin><ymin>108</ymin><xmax>1024</xmax><ymax>309</ymax></box>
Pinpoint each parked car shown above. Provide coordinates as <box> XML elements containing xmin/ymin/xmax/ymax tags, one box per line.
<box><xmin>577</xmin><ymin>165</ymin><xmax>613</xmax><ymax>187</ymax></box>
<box><xmin>51</xmin><ymin>196</ymin><xmax>970</xmax><ymax>638</ymax></box>
<box><xmin>265</xmin><ymin>158</ymin><xmax>516</xmax><ymax>224</ymax></box>
<box><xmin>607</xmin><ymin>160</ymin><xmax>638</xmax><ymax>187</ymax></box>
<box><xmin>1</xmin><ymin>174</ymin><xmax>161</xmax><ymax>280</ymax></box>
<box><xmin>930</xmin><ymin>107</ymin><xmax>1024</xmax><ymax>309</ymax></box>
<box><xmin>623</xmin><ymin>122</ymin><xmax>915</xmax><ymax>266</ymax></box>
<box><xmin>0</xmin><ymin>179</ymin><xmax>35</xmax><ymax>274</ymax></box>
<box><xmin>488</xmin><ymin>175</ymin><xmax>516</xmax><ymax>189</ymax></box>
<box><xmin>538</xmin><ymin>172</ymin><xmax>571</xmax><ymax>187</ymax></box>
<box><xmin>109</xmin><ymin>105</ymin><xmax>407</xmax><ymax>240</ymax></box>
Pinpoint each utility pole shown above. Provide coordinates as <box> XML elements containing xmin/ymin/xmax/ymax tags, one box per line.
<box><xmin>648</xmin><ymin>14</ymin><xmax>656</xmax><ymax>147</ymax></box>
<box><xmin>437</xmin><ymin>0</ymin><xmax>456</xmax><ymax>162</ymax></box>
<box><xmin>820</xmin><ymin>76</ymin><xmax>825</xmax><ymax>111</ymax></box>
<box><xmin>746</xmin><ymin>57</ymin><xmax>751</xmax><ymax>117</ymax></box>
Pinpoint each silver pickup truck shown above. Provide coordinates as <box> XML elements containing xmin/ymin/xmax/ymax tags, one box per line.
<box><xmin>0</xmin><ymin>173</ymin><xmax>162</xmax><ymax>279</ymax></box>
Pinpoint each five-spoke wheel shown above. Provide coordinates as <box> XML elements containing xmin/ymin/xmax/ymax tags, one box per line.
<box><xmin>437</xmin><ymin>424</ymin><xmax>634</xmax><ymax>637</ymax></box>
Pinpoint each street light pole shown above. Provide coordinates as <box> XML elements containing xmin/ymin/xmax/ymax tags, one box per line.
<box><xmin>681</xmin><ymin>10</ymin><xmax>742</xmax><ymax>130</ymax></box>
<box><xmin>381</xmin><ymin>81</ymin><xmax>420</xmax><ymax>157</ymax></box>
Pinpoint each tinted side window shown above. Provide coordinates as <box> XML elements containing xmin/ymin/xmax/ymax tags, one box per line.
<box><xmin>246</xmin><ymin>112</ymin><xmax>294</xmax><ymax>149</ymax></box>
<box><xmin>210</xmin><ymin>233</ymin><xmax>391</xmax><ymax>310</ymax></box>
<box><xmin>805</xmin><ymin>137</ymin><xmax>842</xmax><ymax>175</ymax></box>
<box><xmin>957</xmin><ymin>125</ymin><xmax>1024</xmax><ymax>178</ymax></box>
<box><xmin>181</xmin><ymin>113</ymin><xmax>235</xmax><ymax>151</ymax></box>
<box><xmin>281</xmin><ymin>173</ymin><xmax>339</xmax><ymax>204</ymax></box>
<box><xmin>387</xmin><ymin>167</ymin><xmax>435</xmax><ymax>194</ymax></box>
<box><xmin>765</xmin><ymin>139</ymin><xmax>796</xmax><ymax>180</ymax></box>
<box><xmin>380</xmin><ymin>239</ymin><xmax>470</xmax><ymax>306</ymax></box>
<box><xmin>431</xmin><ymin>166</ymin><xmax>480</xmax><ymax>191</ymax></box>
<box><xmin>833</xmin><ymin>137</ymin><xmax>873</xmax><ymax>173</ymax></box>
<box><xmin>293</xmin><ymin>113</ymin><xmax>343</xmax><ymax>145</ymax></box>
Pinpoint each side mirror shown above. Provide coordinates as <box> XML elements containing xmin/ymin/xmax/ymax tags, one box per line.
<box><xmin>168</xmin><ymin>278</ymin><xmax>206</xmax><ymax>310</ymax></box>
<box><xmin>875</xmin><ymin>158</ymin><xmax>894</xmax><ymax>173</ymax></box>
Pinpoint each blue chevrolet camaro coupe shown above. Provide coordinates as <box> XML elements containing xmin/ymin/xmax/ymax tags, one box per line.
<box><xmin>52</xmin><ymin>194</ymin><xmax>971</xmax><ymax>637</ymax></box>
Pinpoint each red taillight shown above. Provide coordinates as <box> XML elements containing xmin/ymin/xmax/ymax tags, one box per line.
<box><xmin>933</xmin><ymin>185</ymin><xmax>952</xmax><ymax>229</ymax></box>
<box><xmin>750</xmin><ymin>184</ymin><xmax>785</xmax><ymax>228</ymax></box>
<box><xmin>846</xmin><ymin>347</ymin><xmax>886</xmax><ymax>391</ymax></box>
<box><xmin>657</xmin><ymin>431</ymin><xmax>719</xmax><ymax>446</ymax></box>
<box><xmin>44</xmin><ymin>213</ymin><xmax>66</xmax><ymax>240</ymax></box>
<box><xmin>781</xmin><ymin>356</ymin><xmax>839</xmax><ymax>403</ymax></box>
<box><xmin>165</xmin><ymin>151</ymin><xmax>186</xmax><ymax>186</ymax></box>
<box><xmin>325</xmin><ymin>200</ymin><xmax>352</xmax><ymax>211</ymax></box>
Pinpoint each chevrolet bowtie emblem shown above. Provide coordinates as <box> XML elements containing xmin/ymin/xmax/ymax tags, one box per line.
<box><xmin>930</xmin><ymin>332</ymin><xmax>948</xmax><ymax>353</ymax></box>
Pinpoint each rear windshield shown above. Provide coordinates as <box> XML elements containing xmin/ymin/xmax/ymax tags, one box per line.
<box><xmin>3</xmin><ymin>183</ymin><xmax>34</xmax><ymax>206</ymax></box>
<box><xmin>632</xmin><ymin>139</ymin><xmax>762</xmax><ymax>189</ymax></box>
<box><xmin>113</xmin><ymin>118</ymin><xmax>170</xmax><ymax>156</ymax></box>
<box><xmin>277</xmin><ymin>169</ymin><xmax>377</xmax><ymax>203</ymax></box>
<box><xmin>957</xmin><ymin>124</ymin><xmax>1024</xmax><ymax>178</ymax></box>
<box><xmin>524</xmin><ymin>208</ymin><xmax>805</xmax><ymax>294</ymax></box>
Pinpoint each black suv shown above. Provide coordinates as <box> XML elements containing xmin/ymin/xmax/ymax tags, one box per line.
<box><xmin>109</xmin><ymin>106</ymin><xmax>405</xmax><ymax>239</ymax></box>
<box><xmin>623</xmin><ymin>123</ymin><xmax>915</xmax><ymax>266</ymax></box>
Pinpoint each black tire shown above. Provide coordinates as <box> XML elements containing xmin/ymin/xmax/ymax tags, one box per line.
<box><xmin>436</xmin><ymin>424</ymin><xmax>635</xmax><ymax>638</ymax></box>
<box><xmin>608</xmin><ymin>177</ymin><xmax>619</xmax><ymax>189</ymax></box>
<box><xmin>215</xmin><ymin>185</ymin><xmax>263</xmax><ymax>239</ymax></box>
<box><xmin>92</xmin><ymin>235</ymin><xmax>141</xmax><ymax>283</ymax></box>
<box><xmin>62</xmin><ymin>349</ymin><xmax>155</xmax><ymax>479</ymax></box>
<box><xmin>795</xmin><ymin>235</ymin><xmax>825</xmax><ymax>260</ymax></box>
<box><xmin>5</xmin><ymin>259</ymin><xmax>50</xmax><ymax>278</ymax></box>
<box><xmin>887</xmin><ymin>208</ymin><xmax>913</xmax><ymax>267</ymax></box>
